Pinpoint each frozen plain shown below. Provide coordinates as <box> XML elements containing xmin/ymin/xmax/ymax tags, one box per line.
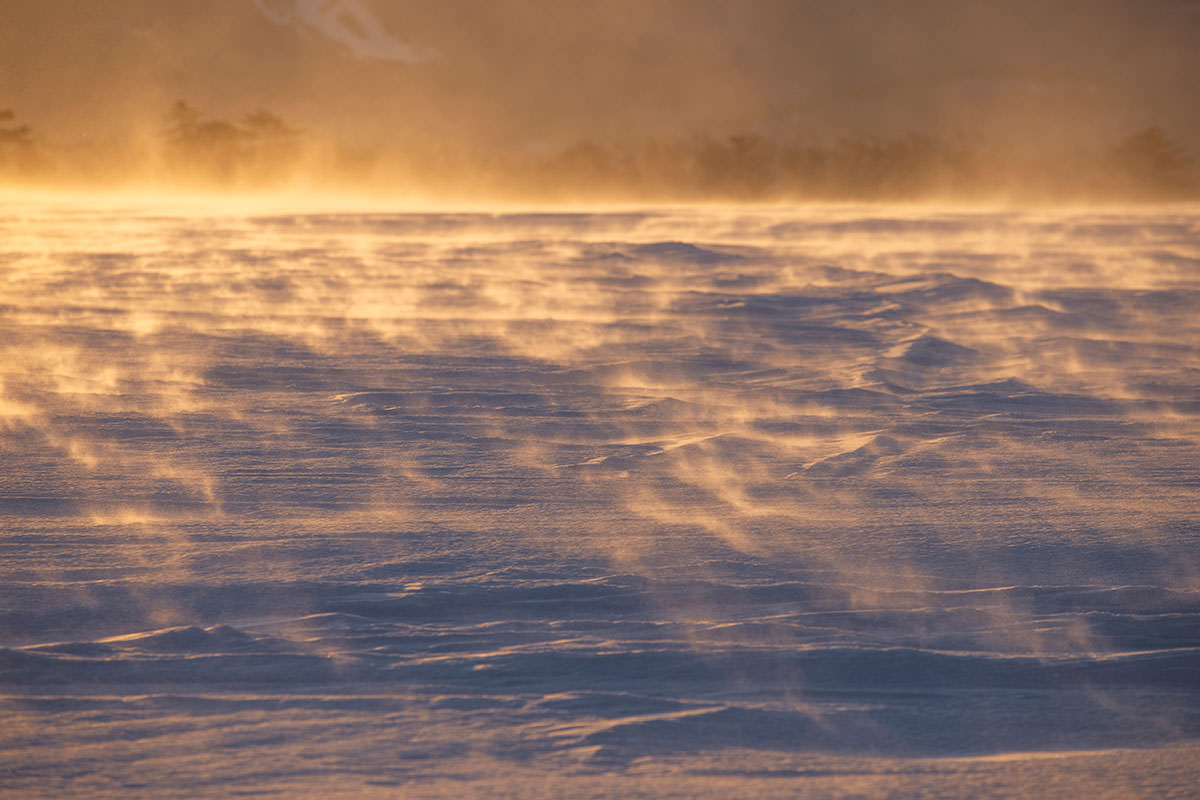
<box><xmin>1</xmin><ymin>201</ymin><xmax>1198</xmax><ymax>798</ymax></box>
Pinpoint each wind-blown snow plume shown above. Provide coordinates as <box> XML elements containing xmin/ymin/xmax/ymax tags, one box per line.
<box><xmin>253</xmin><ymin>0</ymin><xmax>431</xmax><ymax>62</ymax></box>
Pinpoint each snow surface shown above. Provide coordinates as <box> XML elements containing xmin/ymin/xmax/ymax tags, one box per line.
<box><xmin>1</xmin><ymin>202</ymin><xmax>1198</xmax><ymax>797</ymax></box>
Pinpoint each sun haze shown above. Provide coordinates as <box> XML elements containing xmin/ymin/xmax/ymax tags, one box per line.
<box><xmin>1</xmin><ymin>0</ymin><xmax>1198</xmax><ymax>200</ymax></box>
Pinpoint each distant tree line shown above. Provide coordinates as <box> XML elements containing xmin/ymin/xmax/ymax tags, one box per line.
<box><xmin>0</xmin><ymin>109</ymin><xmax>43</xmax><ymax>178</ymax></box>
<box><xmin>1107</xmin><ymin>127</ymin><xmax>1196</xmax><ymax>199</ymax></box>
<box><xmin>163</xmin><ymin>101</ymin><xmax>303</xmax><ymax>186</ymax></box>
<box><xmin>514</xmin><ymin>132</ymin><xmax>984</xmax><ymax>201</ymax></box>
<box><xmin>495</xmin><ymin>127</ymin><xmax>1197</xmax><ymax>201</ymax></box>
<box><xmin>0</xmin><ymin>102</ymin><xmax>1196</xmax><ymax>201</ymax></box>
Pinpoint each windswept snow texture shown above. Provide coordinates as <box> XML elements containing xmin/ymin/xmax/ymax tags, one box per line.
<box><xmin>1</xmin><ymin>204</ymin><xmax>1199</xmax><ymax>797</ymax></box>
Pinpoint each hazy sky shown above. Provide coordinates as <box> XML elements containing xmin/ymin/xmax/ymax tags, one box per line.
<box><xmin>3</xmin><ymin>0</ymin><xmax>1199</xmax><ymax>152</ymax></box>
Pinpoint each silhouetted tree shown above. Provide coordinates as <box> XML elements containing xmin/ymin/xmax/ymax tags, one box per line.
<box><xmin>163</xmin><ymin>101</ymin><xmax>304</xmax><ymax>186</ymax></box>
<box><xmin>0</xmin><ymin>109</ymin><xmax>32</xmax><ymax>145</ymax></box>
<box><xmin>164</xmin><ymin>101</ymin><xmax>242</xmax><ymax>183</ymax></box>
<box><xmin>240</xmin><ymin>110</ymin><xmax>301</xmax><ymax>182</ymax></box>
<box><xmin>0</xmin><ymin>109</ymin><xmax>41</xmax><ymax>177</ymax></box>
<box><xmin>778</xmin><ymin>143</ymin><xmax>832</xmax><ymax>196</ymax></box>
<box><xmin>696</xmin><ymin>134</ymin><xmax>778</xmax><ymax>198</ymax></box>
<box><xmin>1110</xmin><ymin>127</ymin><xmax>1195</xmax><ymax>197</ymax></box>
